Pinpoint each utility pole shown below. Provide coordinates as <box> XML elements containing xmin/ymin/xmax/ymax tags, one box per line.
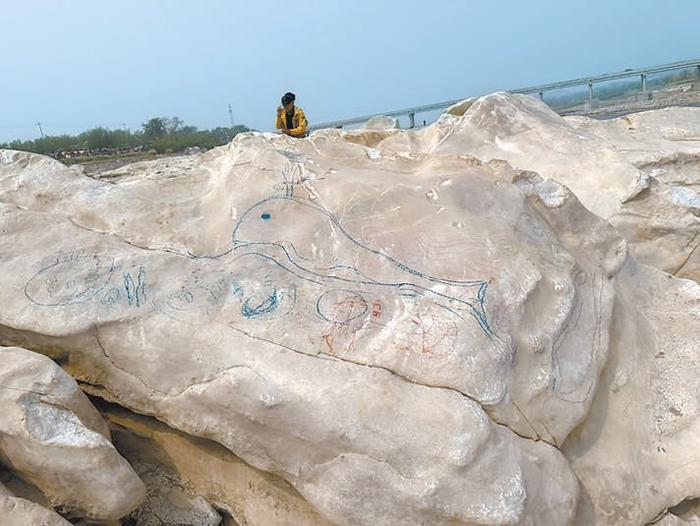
<box><xmin>227</xmin><ymin>104</ymin><xmax>235</xmax><ymax>128</ymax></box>
<box><xmin>35</xmin><ymin>121</ymin><xmax>45</xmax><ymax>138</ymax></box>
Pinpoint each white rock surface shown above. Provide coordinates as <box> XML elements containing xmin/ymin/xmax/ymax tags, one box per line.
<box><xmin>352</xmin><ymin>92</ymin><xmax>700</xmax><ymax>282</ymax></box>
<box><xmin>0</xmin><ymin>92</ymin><xmax>699</xmax><ymax>525</ymax></box>
<box><xmin>0</xmin><ymin>482</ymin><xmax>72</xmax><ymax>526</ymax></box>
<box><xmin>0</xmin><ymin>145</ymin><xmax>627</xmax><ymax>446</ymax></box>
<box><xmin>0</xmin><ymin>346</ymin><xmax>145</xmax><ymax>520</ymax></box>
<box><xmin>0</xmin><ymin>145</ymin><xmax>586</xmax><ymax>524</ymax></box>
<box><xmin>363</xmin><ymin>115</ymin><xmax>399</xmax><ymax>130</ymax></box>
<box><xmin>103</xmin><ymin>405</ymin><xmax>331</xmax><ymax>525</ymax></box>
<box><xmin>512</xmin><ymin>171</ymin><xmax>699</xmax><ymax>524</ymax></box>
<box><xmin>564</xmin><ymin>259</ymin><xmax>700</xmax><ymax>525</ymax></box>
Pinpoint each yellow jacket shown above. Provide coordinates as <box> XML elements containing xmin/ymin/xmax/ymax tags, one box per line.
<box><xmin>276</xmin><ymin>105</ymin><xmax>308</xmax><ymax>137</ymax></box>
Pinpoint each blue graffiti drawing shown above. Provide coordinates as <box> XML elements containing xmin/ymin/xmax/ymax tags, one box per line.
<box><xmin>124</xmin><ymin>265</ymin><xmax>147</xmax><ymax>307</ymax></box>
<box><xmin>241</xmin><ymin>288</ymin><xmax>278</xmax><ymax>318</ymax></box>
<box><xmin>231</xmin><ymin>195</ymin><xmax>496</xmax><ymax>338</ymax></box>
<box><xmin>101</xmin><ymin>288</ymin><xmax>121</xmax><ymax>305</ymax></box>
<box><xmin>24</xmin><ymin>192</ymin><xmax>495</xmax><ymax>340</ymax></box>
<box><xmin>25</xmin><ymin>251</ymin><xmax>148</xmax><ymax>310</ymax></box>
<box><xmin>24</xmin><ymin>250</ymin><xmax>117</xmax><ymax>306</ymax></box>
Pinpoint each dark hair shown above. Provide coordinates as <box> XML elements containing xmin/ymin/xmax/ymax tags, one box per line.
<box><xmin>281</xmin><ymin>92</ymin><xmax>295</xmax><ymax>106</ymax></box>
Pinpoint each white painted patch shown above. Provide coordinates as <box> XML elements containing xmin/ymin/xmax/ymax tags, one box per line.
<box><xmin>260</xmin><ymin>393</ymin><xmax>279</xmax><ymax>408</ymax></box>
<box><xmin>494</xmin><ymin>136</ymin><xmax>521</xmax><ymax>154</ymax></box>
<box><xmin>670</xmin><ymin>185</ymin><xmax>700</xmax><ymax>210</ymax></box>
<box><xmin>24</xmin><ymin>401</ymin><xmax>110</xmax><ymax>448</ymax></box>
<box><xmin>366</xmin><ymin>148</ymin><xmax>382</xmax><ymax>160</ymax></box>
<box><xmin>533</xmin><ymin>178</ymin><xmax>569</xmax><ymax>208</ymax></box>
<box><xmin>0</xmin><ymin>150</ymin><xmax>17</xmax><ymax>164</ymax></box>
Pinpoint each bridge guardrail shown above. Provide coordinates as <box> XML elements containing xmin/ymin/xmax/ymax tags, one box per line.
<box><xmin>308</xmin><ymin>58</ymin><xmax>700</xmax><ymax>132</ymax></box>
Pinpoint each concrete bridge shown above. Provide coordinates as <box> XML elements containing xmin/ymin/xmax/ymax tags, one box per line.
<box><xmin>308</xmin><ymin>58</ymin><xmax>700</xmax><ymax>131</ymax></box>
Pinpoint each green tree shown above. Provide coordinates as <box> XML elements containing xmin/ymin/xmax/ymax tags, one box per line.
<box><xmin>1</xmin><ymin>117</ymin><xmax>250</xmax><ymax>158</ymax></box>
<box><xmin>80</xmin><ymin>127</ymin><xmax>114</xmax><ymax>149</ymax></box>
<box><xmin>142</xmin><ymin>118</ymin><xmax>168</xmax><ymax>139</ymax></box>
<box><xmin>167</xmin><ymin>116</ymin><xmax>184</xmax><ymax>134</ymax></box>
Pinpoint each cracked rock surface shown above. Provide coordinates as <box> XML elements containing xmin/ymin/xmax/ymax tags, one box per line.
<box><xmin>0</xmin><ymin>92</ymin><xmax>699</xmax><ymax>525</ymax></box>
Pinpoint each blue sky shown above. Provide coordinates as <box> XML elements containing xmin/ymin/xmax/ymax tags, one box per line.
<box><xmin>1</xmin><ymin>0</ymin><xmax>699</xmax><ymax>142</ymax></box>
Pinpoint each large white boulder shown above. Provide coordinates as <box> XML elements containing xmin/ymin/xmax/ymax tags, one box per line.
<box><xmin>0</xmin><ymin>92</ymin><xmax>698</xmax><ymax>524</ymax></box>
<box><xmin>0</xmin><ymin>143</ymin><xmax>589</xmax><ymax>524</ymax></box>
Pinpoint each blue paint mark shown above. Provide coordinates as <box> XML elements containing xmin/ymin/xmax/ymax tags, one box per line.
<box><xmin>26</xmin><ymin>187</ymin><xmax>498</xmax><ymax>341</ymax></box>
<box><xmin>24</xmin><ymin>255</ymin><xmax>117</xmax><ymax>307</ymax></box>
<box><xmin>135</xmin><ymin>266</ymin><xmax>147</xmax><ymax>306</ymax></box>
<box><xmin>124</xmin><ymin>265</ymin><xmax>147</xmax><ymax>307</ymax></box>
<box><xmin>124</xmin><ymin>273</ymin><xmax>135</xmax><ymax>306</ymax></box>
<box><xmin>230</xmin><ymin>196</ymin><xmax>497</xmax><ymax>339</ymax></box>
<box><xmin>175</xmin><ymin>290</ymin><xmax>194</xmax><ymax>303</ymax></box>
<box><xmin>241</xmin><ymin>290</ymin><xmax>278</xmax><ymax>318</ymax></box>
<box><xmin>101</xmin><ymin>288</ymin><xmax>121</xmax><ymax>305</ymax></box>
<box><xmin>233</xmin><ymin>196</ymin><xmax>484</xmax><ymax>287</ymax></box>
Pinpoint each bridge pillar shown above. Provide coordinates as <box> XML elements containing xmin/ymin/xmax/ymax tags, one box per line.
<box><xmin>641</xmin><ymin>72</ymin><xmax>647</xmax><ymax>92</ymax></box>
<box><xmin>408</xmin><ymin>112</ymin><xmax>416</xmax><ymax>129</ymax></box>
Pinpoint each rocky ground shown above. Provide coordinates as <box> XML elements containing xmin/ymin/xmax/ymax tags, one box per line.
<box><xmin>75</xmin><ymin>151</ymin><xmax>201</xmax><ymax>179</ymax></box>
<box><xmin>0</xmin><ymin>93</ymin><xmax>699</xmax><ymax>525</ymax></box>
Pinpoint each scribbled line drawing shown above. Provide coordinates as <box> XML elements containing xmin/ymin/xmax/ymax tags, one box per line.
<box><xmin>316</xmin><ymin>290</ymin><xmax>368</xmax><ymax>325</ymax></box>
<box><xmin>231</xmin><ymin>195</ymin><xmax>496</xmax><ymax>339</ymax></box>
<box><xmin>23</xmin><ymin>190</ymin><xmax>496</xmax><ymax>340</ymax></box>
<box><xmin>551</xmin><ymin>272</ymin><xmax>606</xmax><ymax>404</ymax></box>
<box><xmin>24</xmin><ymin>249</ymin><xmax>148</xmax><ymax>309</ymax></box>
<box><xmin>241</xmin><ymin>286</ymin><xmax>278</xmax><ymax>318</ymax></box>
<box><xmin>124</xmin><ymin>265</ymin><xmax>147</xmax><ymax>307</ymax></box>
<box><xmin>279</xmin><ymin>161</ymin><xmax>303</xmax><ymax>197</ymax></box>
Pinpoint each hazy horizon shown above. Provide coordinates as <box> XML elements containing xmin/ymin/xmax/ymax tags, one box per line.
<box><xmin>2</xmin><ymin>0</ymin><xmax>700</xmax><ymax>142</ymax></box>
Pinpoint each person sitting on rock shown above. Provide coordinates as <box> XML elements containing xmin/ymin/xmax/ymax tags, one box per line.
<box><xmin>276</xmin><ymin>92</ymin><xmax>308</xmax><ymax>138</ymax></box>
